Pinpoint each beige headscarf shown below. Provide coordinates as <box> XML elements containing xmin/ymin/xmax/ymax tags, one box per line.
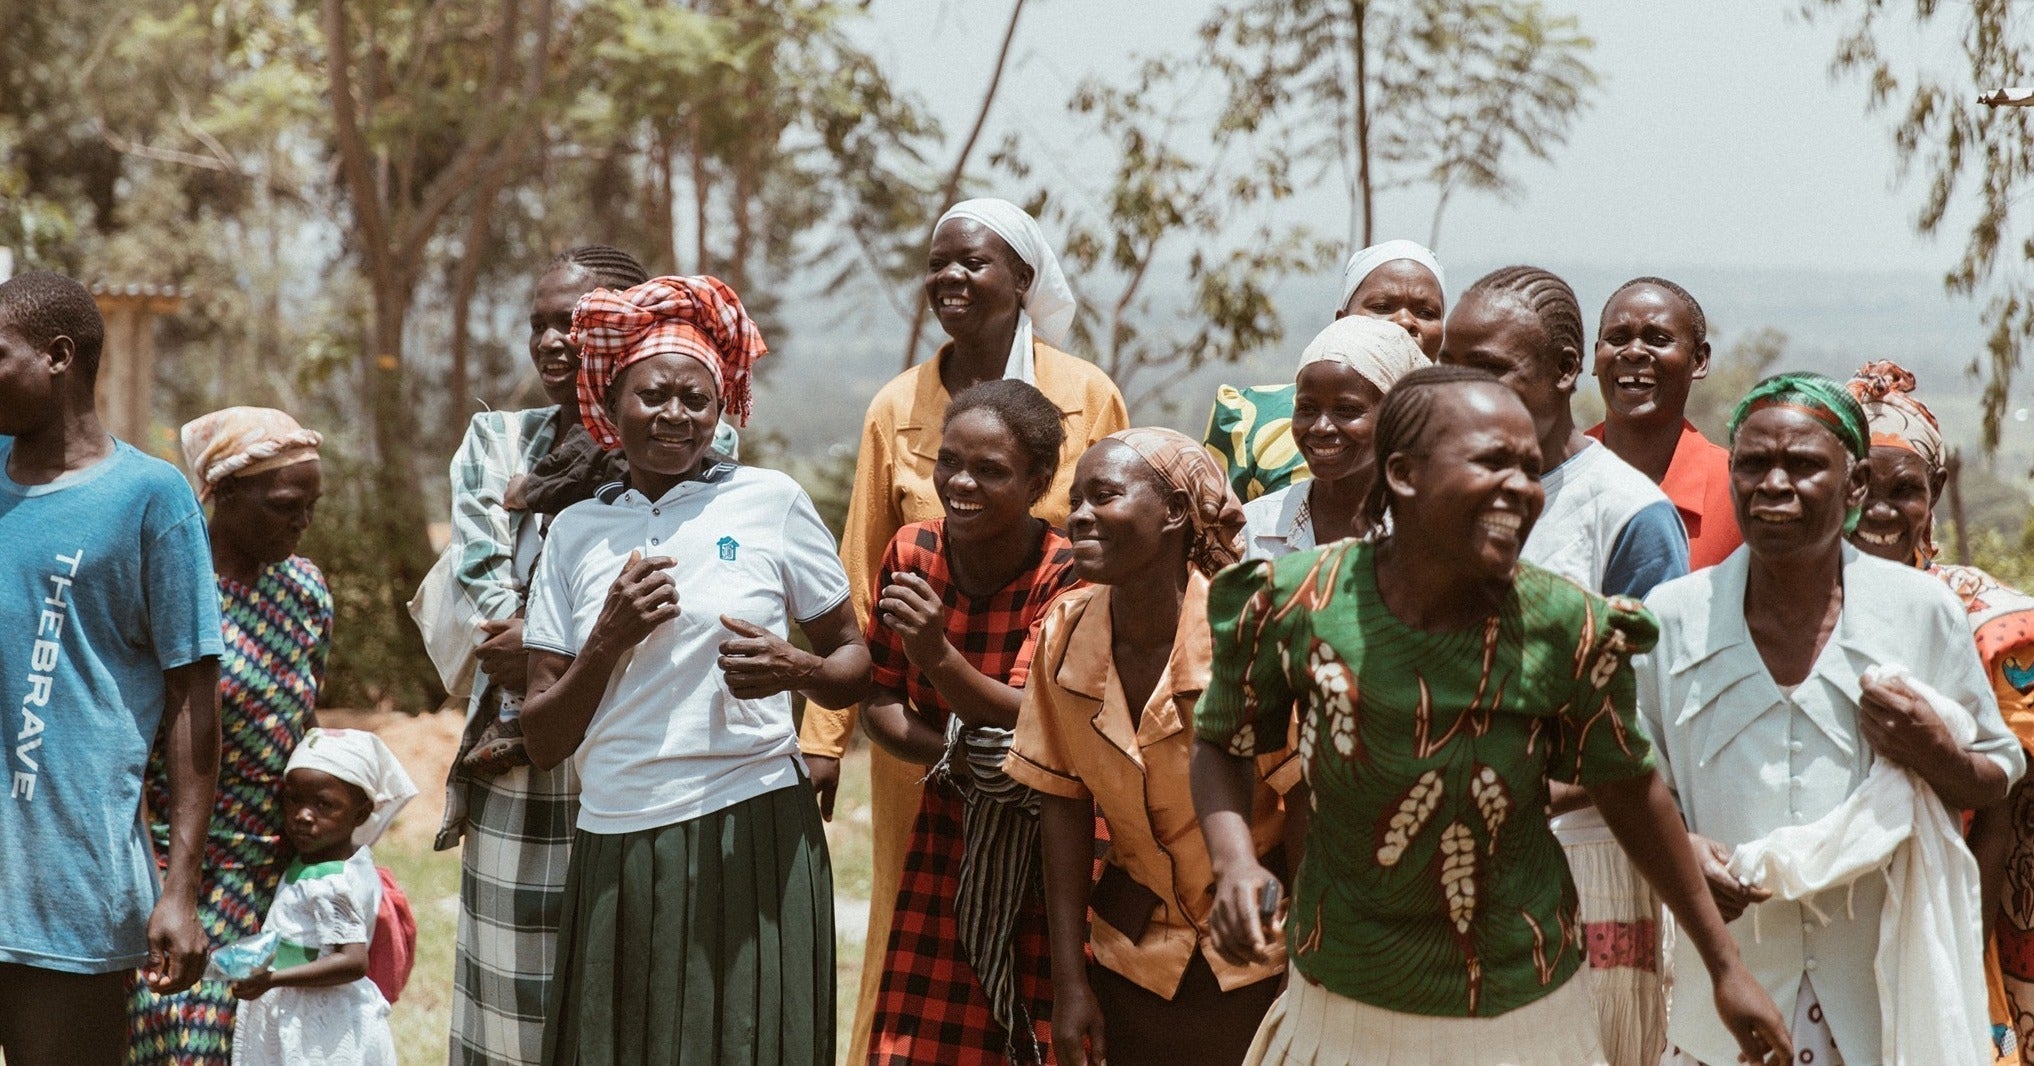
<box><xmin>1104</xmin><ymin>427</ymin><xmax>1246</xmax><ymax>576</ymax></box>
<box><xmin>1846</xmin><ymin>361</ymin><xmax>1945</xmax><ymax>472</ymax></box>
<box><xmin>1297</xmin><ymin>314</ymin><xmax>1431</xmax><ymax>392</ymax></box>
<box><xmin>179</xmin><ymin>407</ymin><xmax>322</xmax><ymax>503</ymax></box>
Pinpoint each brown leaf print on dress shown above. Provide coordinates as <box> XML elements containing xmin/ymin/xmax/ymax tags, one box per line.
<box><xmin>1439</xmin><ymin>820</ymin><xmax>1482</xmax><ymax>1011</ymax></box>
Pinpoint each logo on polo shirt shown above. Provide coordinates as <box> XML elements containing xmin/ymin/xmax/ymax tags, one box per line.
<box><xmin>717</xmin><ymin>536</ymin><xmax>739</xmax><ymax>562</ymax></box>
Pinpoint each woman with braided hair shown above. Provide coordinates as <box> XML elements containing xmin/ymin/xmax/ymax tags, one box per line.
<box><xmin>521</xmin><ymin>274</ymin><xmax>870</xmax><ymax>1064</ymax></box>
<box><xmin>1195</xmin><ymin>364</ymin><xmax>1787</xmax><ymax>1065</ymax></box>
<box><xmin>1639</xmin><ymin>372</ymin><xmax>2023</xmax><ymax>1065</ymax></box>
<box><xmin>439</xmin><ymin>246</ymin><xmax>736</xmax><ymax>1065</ymax></box>
<box><xmin>1442</xmin><ymin>265</ymin><xmax>1689</xmax><ymax>1065</ymax></box>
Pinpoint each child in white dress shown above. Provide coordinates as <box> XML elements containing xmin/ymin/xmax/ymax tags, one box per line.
<box><xmin>230</xmin><ymin>728</ymin><xmax>416</xmax><ymax>1066</ymax></box>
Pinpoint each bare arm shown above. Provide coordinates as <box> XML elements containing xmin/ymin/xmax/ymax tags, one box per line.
<box><xmin>1860</xmin><ymin>673</ymin><xmax>2010</xmax><ymax>810</ymax></box>
<box><xmin>878</xmin><ymin>572</ymin><xmax>1022</xmax><ymax>729</ymax></box>
<box><xmin>1041</xmin><ymin>792</ymin><xmax>1106</xmax><ymax>1066</ymax></box>
<box><xmin>860</xmin><ymin>689</ymin><xmax>948</xmax><ymax>766</ymax></box>
<box><xmin>147</xmin><ymin>657</ymin><xmax>220</xmax><ymax>994</ymax></box>
<box><xmin>231</xmin><ymin>941</ymin><xmax>369</xmax><ymax>1000</ymax></box>
<box><xmin>1590</xmin><ymin>771</ymin><xmax>1791</xmax><ymax>1066</ymax></box>
<box><xmin>1192</xmin><ymin>739</ymin><xmax>1280</xmax><ymax>965</ymax></box>
<box><xmin>522</xmin><ymin>551</ymin><xmax>678</xmax><ymax>770</ymax></box>
<box><xmin>718</xmin><ymin>598</ymin><xmax>872</xmax><ymax>710</ymax></box>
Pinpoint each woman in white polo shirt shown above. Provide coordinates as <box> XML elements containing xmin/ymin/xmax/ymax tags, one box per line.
<box><xmin>520</xmin><ymin>275</ymin><xmax>871</xmax><ymax>1065</ymax></box>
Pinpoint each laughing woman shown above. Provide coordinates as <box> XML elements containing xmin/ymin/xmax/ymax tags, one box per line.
<box><xmin>1842</xmin><ymin>362</ymin><xmax>2034</xmax><ymax>1062</ymax></box>
<box><xmin>1240</xmin><ymin>314</ymin><xmax>1430</xmax><ymax>560</ymax></box>
<box><xmin>1007</xmin><ymin>428</ymin><xmax>1294</xmax><ymax>1066</ymax></box>
<box><xmin>863</xmin><ymin>380</ymin><xmax>1082</xmax><ymax>1064</ymax></box>
<box><xmin>520</xmin><ymin>276</ymin><xmax>870</xmax><ymax>1065</ymax></box>
<box><xmin>815</xmin><ymin>198</ymin><xmax>1127</xmax><ymax>1062</ymax></box>
<box><xmin>1195</xmin><ymin>366</ymin><xmax>1789</xmax><ymax>1066</ymax></box>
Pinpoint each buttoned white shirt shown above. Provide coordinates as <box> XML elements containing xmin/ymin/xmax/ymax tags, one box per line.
<box><xmin>1636</xmin><ymin>545</ymin><xmax>2024</xmax><ymax>1065</ymax></box>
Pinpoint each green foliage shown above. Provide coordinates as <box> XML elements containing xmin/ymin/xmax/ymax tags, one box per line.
<box><xmin>1201</xmin><ymin>0</ymin><xmax>1599</xmax><ymax>247</ymax></box>
<box><xmin>1807</xmin><ymin>0</ymin><xmax>2034</xmax><ymax>449</ymax></box>
<box><xmin>1036</xmin><ymin>57</ymin><xmax>1333</xmax><ymax>409</ymax></box>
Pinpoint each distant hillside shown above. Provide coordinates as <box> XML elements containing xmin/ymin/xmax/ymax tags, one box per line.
<box><xmin>750</xmin><ymin>261</ymin><xmax>2034</xmax><ymax>487</ymax></box>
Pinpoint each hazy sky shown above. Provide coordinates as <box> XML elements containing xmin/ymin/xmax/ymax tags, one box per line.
<box><xmin>854</xmin><ymin>0</ymin><xmax>1972</xmax><ymax>275</ymax></box>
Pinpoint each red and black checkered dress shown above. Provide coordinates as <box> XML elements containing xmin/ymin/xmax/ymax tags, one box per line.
<box><xmin>867</xmin><ymin>520</ymin><xmax>1080</xmax><ymax>1065</ymax></box>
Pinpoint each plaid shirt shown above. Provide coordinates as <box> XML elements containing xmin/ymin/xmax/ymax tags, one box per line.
<box><xmin>865</xmin><ymin>520</ymin><xmax>1080</xmax><ymax>722</ymax></box>
<box><xmin>449</xmin><ymin>407</ymin><xmax>564</xmax><ymax>624</ymax></box>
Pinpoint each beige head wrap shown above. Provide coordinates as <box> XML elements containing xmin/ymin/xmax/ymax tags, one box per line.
<box><xmin>1103</xmin><ymin>427</ymin><xmax>1246</xmax><ymax>577</ymax></box>
<box><xmin>178</xmin><ymin>407</ymin><xmax>322</xmax><ymax>503</ymax></box>
<box><xmin>1297</xmin><ymin>314</ymin><xmax>1431</xmax><ymax>392</ymax></box>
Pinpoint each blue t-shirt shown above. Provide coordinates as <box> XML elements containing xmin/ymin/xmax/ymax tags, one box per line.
<box><xmin>0</xmin><ymin>438</ymin><xmax>223</xmax><ymax>973</ymax></box>
<box><xmin>1602</xmin><ymin>499</ymin><xmax>1689</xmax><ymax>600</ymax></box>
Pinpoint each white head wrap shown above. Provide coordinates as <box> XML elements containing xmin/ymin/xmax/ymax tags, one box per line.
<box><xmin>1297</xmin><ymin>314</ymin><xmax>1431</xmax><ymax>392</ymax></box>
<box><xmin>286</xmin><ymin>728</ymin><xmax>419</xmax><ymax>848</ymax></box>
<box><xmin>933</xmin><ymin>198</ymin><xmax>1078</xmax><ymax>385</ymax></box>
<box><xmin>1336</xmin><ymin>239</ymin><xmax>1447</xmax><ymax>317</ymax></box>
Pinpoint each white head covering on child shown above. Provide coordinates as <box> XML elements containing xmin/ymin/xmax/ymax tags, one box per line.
<box><xmin>287</xmin><ymin>728</ymin><xmax>418</xmax><ymax>847</ymax></box>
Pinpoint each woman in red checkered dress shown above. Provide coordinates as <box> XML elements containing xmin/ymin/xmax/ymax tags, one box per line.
<box><xmin>863</xmin><ymin>380</ymin><xmax>1084</xmax><ymax>1064</ymax></box>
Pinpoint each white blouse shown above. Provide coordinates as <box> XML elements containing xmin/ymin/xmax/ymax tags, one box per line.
<box><xmin>1636</xmin><ymin>544</ymin><xmax>2024</xmax><ymax>1066</ymax></box>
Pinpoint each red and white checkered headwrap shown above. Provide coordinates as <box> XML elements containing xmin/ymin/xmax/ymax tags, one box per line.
<box><xmin>569</xmin><ymin>275</ymin><xmax>767</xmax><ymax>450</ymax></box>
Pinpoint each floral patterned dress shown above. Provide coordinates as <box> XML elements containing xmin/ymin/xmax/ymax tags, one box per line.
<box><xmin>127</xmin><ymin>556</ymin><xmax>332</xmax><ymax>1064</ymax></box>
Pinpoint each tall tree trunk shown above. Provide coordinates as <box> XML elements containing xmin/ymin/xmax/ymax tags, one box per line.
<box><xmin>1351</xmin><ymin>0</ymin><xmax>1373</xmax><ymax>248</ymax></box>
<box><xmin>448</xmin><ymin>176</ymin><xmax>502</xmax><ymax>412</ymax></box>
<box><xmin>690</xmin><ymin>115</ymin><xmax>710</xmax><ymax>275</ymax></box>
<box><xmin>900</xmin><ymin>0</ymin><xmax>1030</xmax><ymax>371</ymax></box>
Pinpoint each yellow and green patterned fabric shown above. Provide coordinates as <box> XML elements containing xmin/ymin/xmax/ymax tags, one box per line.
<box><xmin>1202</xmin><ymin>383</ymin><xmax>1307</xmax><ymax>503</ymax></box>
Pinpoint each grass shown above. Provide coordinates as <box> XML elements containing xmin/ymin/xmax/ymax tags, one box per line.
<box><xmin>383</xmin><ymin>744</ymin><xmax>877</xmax><ymax>1065</ymax></box>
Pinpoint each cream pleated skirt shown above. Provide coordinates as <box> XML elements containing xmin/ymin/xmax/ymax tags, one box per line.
<box><xmin>1241</xmin><ymin>971</ymin><xmax>1608</xmax><ymax>1066</ymax></box>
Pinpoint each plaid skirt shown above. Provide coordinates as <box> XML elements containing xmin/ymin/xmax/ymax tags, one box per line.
<box><xmin>450</xmin><ymin>760</ymin><xmax>581</xmax><ymax>1066</ymax></box>
<box><xmin>869</xmin><ymin>783</ymin><xmax>1055</xmax><ymax>1064</ymax></box>
<box><xmin>543</xmin><ymin>779</ymin><xmax>834</xmax><ymax>1066</ymax></box>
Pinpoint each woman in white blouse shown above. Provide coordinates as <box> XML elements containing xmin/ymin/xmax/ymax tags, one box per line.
<box><xmin>1636</xmin><ymin>373</ymin><xmax>2024</xmax><ymax>1066</ymax></box>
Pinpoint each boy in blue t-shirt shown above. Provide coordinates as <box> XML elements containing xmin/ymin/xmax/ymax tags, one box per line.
<box><xmin>0</xmin><ymin>272</ymin><xmax>223</xmax><ymax>1065</ymax></box>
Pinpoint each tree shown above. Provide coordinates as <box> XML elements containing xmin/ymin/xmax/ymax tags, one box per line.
<box><xmin>1806</xmin><ymin>0</ymin><xmax>2034</xmax><ymax>449</ymax></box>
<box><xmin>1201</xmin><ymin>0</ymin><xmax>1598</xmax><ymax>249</ymax></box>
<box><xmin>1019</xmin><ymin>57</ymin><xmax>1332</xmax><ymax>409</ymax></box>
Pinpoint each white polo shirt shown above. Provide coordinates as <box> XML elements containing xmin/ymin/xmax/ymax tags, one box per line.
<box><xmin>524</xmin><ymin>462</ymin><xmax>850</xmax><ymax>833</ymax></box>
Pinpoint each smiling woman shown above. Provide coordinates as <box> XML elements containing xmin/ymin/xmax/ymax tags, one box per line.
<box><xmin>1198</xmin><ymin>365</ymin><xmax>1788</xmax><ymax>1066</ymax></box>
<box><xmin>517</xmin><ymin>275</ymin><xmax>871</xmax><ymax>1066</ymax></box>
<box><xmin>817</xmin><ymin>198</ymin><xmax>1128</xmax><ymax>1062</ymax></box>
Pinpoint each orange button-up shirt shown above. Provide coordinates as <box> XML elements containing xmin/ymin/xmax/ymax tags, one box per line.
<box><xmin>1587</xmin><ymin>420</ymin><xmax>1741</xmax><ymax>571</ymax></box>
<box><xmin>1005</xmin><ymin>574</ymin><xmax>1291</xmax><ymax>998</ymax></box>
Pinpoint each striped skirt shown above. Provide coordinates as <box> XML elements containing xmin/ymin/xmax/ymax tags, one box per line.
<box><xmin>543</xmin><ymin>780</ymin><xmax>835</xmax><ymax>1066</ymax></box>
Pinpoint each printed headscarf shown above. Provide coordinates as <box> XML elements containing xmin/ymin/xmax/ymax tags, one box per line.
<box><xmin>1336</xmin><ymin>239</ymin><xmax>1447</xmax><ymax>316</ymax></box>
<box><xmin>933</xmin><ymin>198</ymin><xmax>1078</xmax><ymax>385</ymax></box>
<box><xmin>286</xmin><ymin>727</ymin><xmax>419</xmax><ymax>848</ymax></box>
<box><xmin>1846</xmin><ymin>360</ymin><xmax>1945</xmax><ymax>471</ymax></box>
<box><xmin>570</xmin><ymin>275</ymin><xmax>767</xmax><ymax>450</ymax></box>
<box><xmin>1728</xmin><ymin>372</ymin><xmax>1871</xmax><ymax>534</ymax></box>
<box><xmin>1297</xmin><ymin>314</ymin><xmax>1431</xmax><ymax>392</ymax></box>
<box><xmin>1103</xmin><ymin>427</ymin><xmax>1246</xmax><ymax>577</ymax></box>
<box><xmin>178</xmin><ymin>406</ymin><xmax>322</xmax><ymax>503</ymax></box>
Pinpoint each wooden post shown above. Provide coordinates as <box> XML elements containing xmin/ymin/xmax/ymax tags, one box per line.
<box><xmin>89</xmin><ymin>285</ymin><xmax>184</xmax><ymax>446</ymax></box>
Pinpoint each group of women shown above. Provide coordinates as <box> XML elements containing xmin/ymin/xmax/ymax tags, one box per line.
<box><xmin>117</xmin><ymin>188</ymin><xmax>2034</xmax><ymax>1066</ymax></box>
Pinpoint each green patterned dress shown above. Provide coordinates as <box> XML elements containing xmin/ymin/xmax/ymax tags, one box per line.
<box><xmin>127</xmin><ymin>555</ymin><xmax>333</xmax><ymax>1064</ymax></box>
<box><xmin>1194</xmin><ymin>540</ymin><xmax>1657</xmax><ymax>1018</ymax></box>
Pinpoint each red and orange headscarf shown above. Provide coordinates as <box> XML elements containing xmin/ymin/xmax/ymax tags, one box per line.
<box><xmin>570</xmin><ymin>275</ymin><xmax>767</xmax><ymax>451</ymax></box>
<box><xmin>1846</xmin><ymin>360</ymin><xmax>1944</xmax><ymax>472</ymax></box>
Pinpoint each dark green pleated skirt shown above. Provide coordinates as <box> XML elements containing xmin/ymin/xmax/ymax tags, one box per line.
<box><xmin>542</xmin><ymin>780</ymin><xmax>835</xmax><ymax>1066</ymax></box>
